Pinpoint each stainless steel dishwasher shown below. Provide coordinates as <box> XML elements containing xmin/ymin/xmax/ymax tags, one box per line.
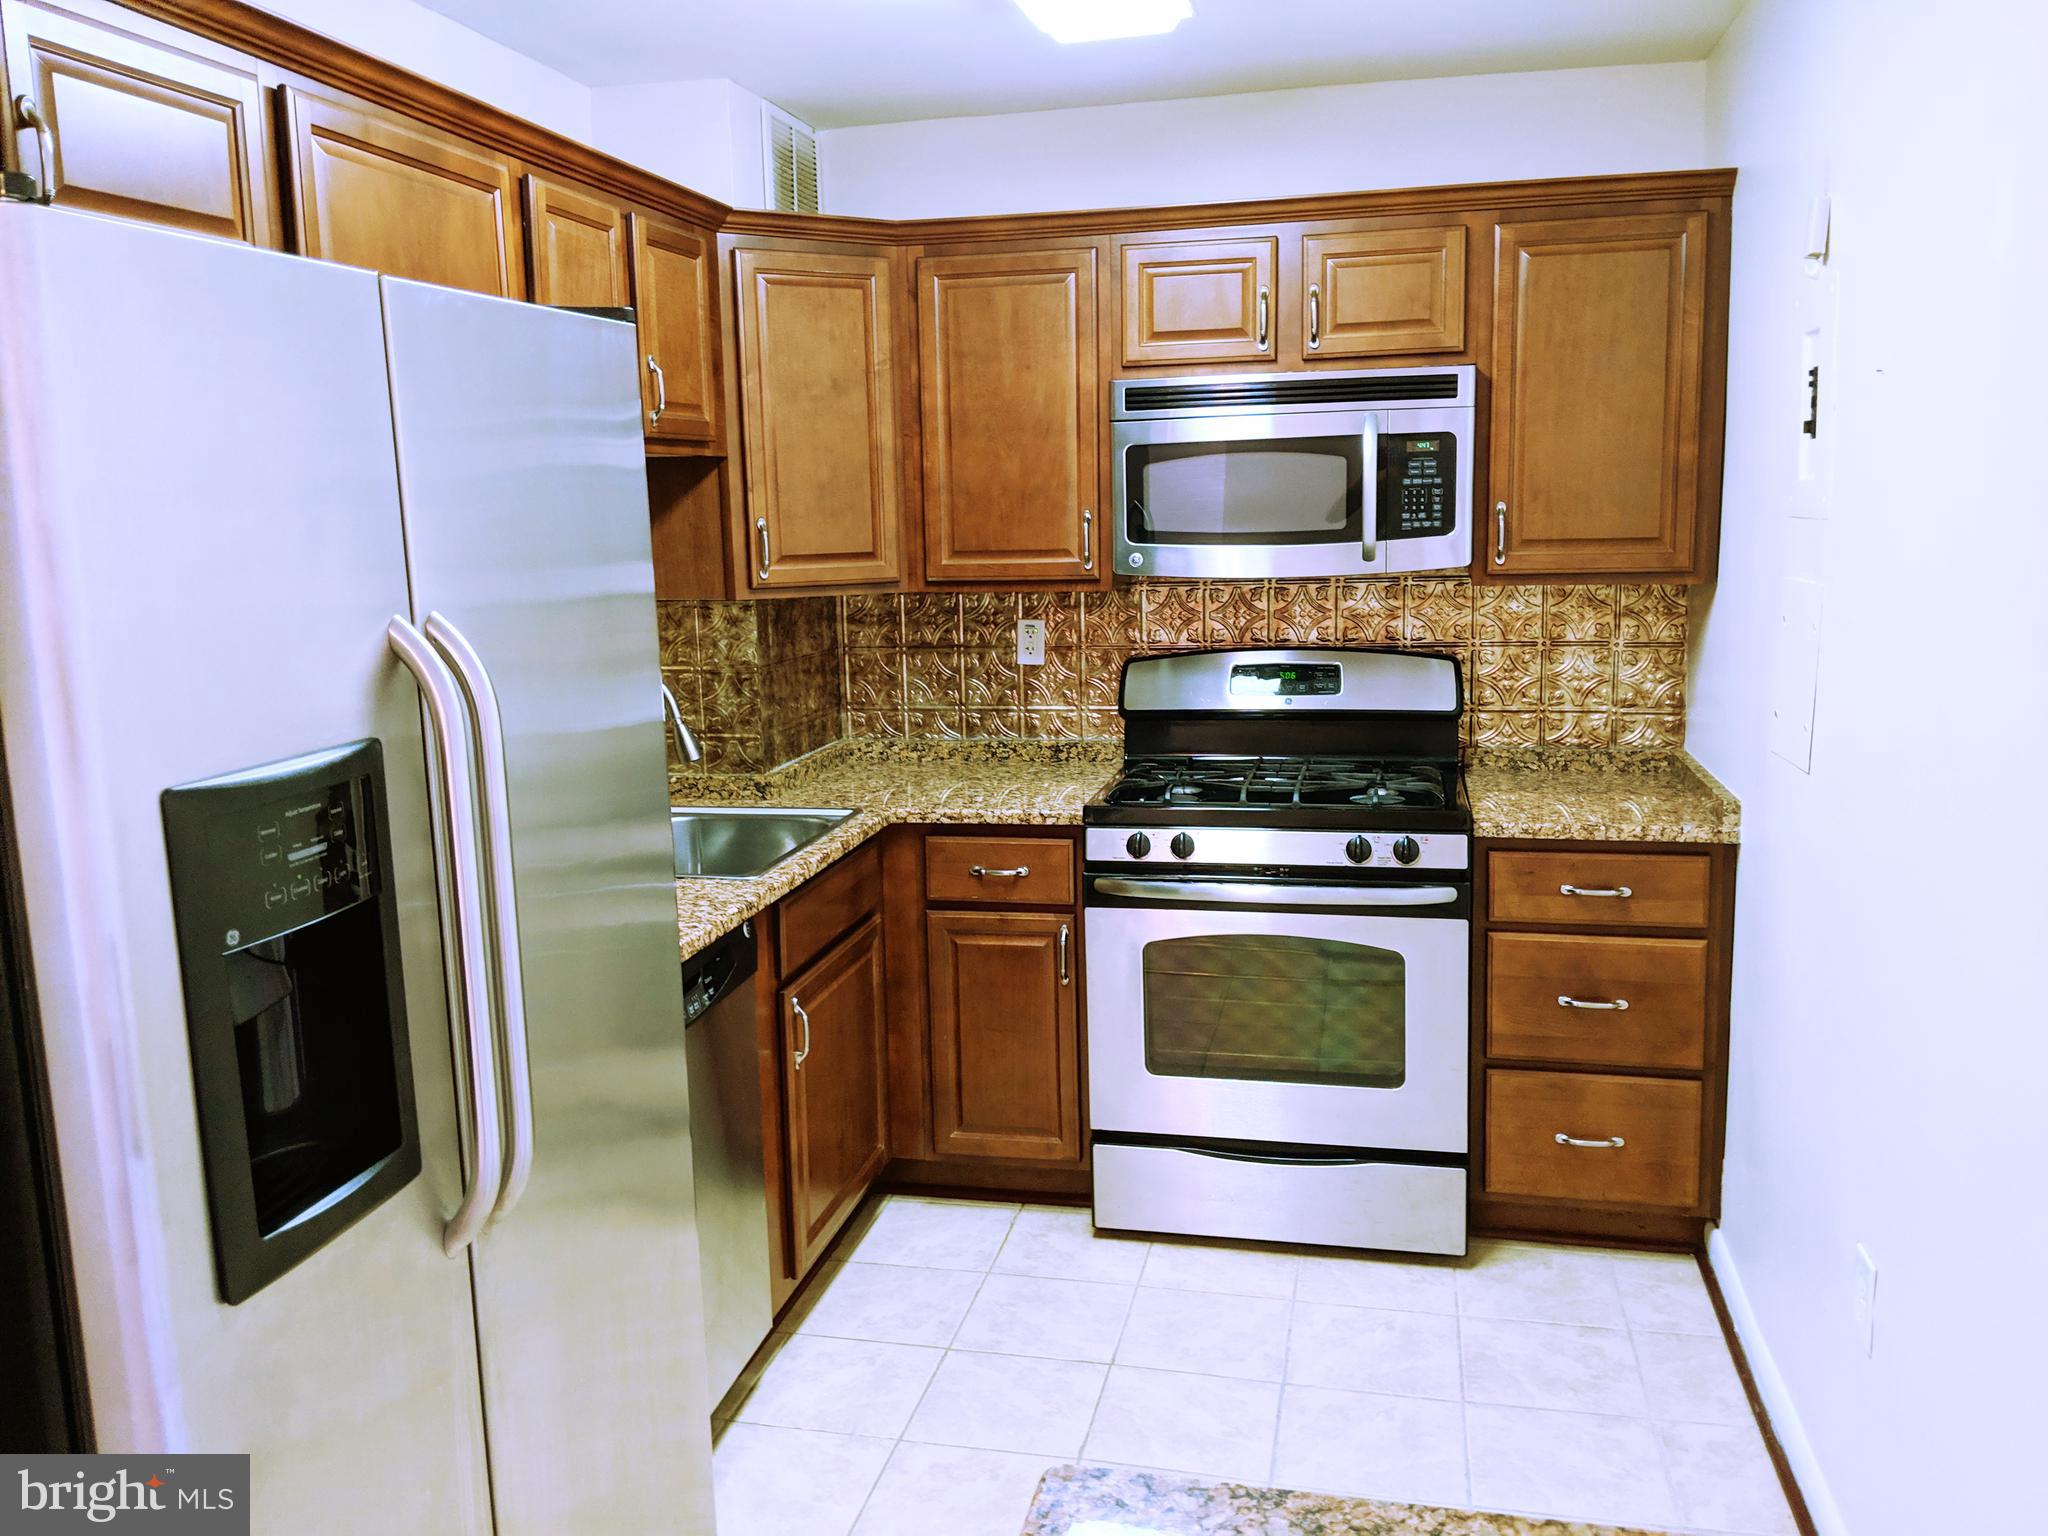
<box><xmin>683</xmin><ymin>920</ymin><xmax>774</xmax><ymax>1406</ymax></box>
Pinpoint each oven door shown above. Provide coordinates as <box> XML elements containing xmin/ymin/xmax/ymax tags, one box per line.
<box><xmin>1085</xmin><ymin>876</ymin><xmax>1469</xmax><ymax>1154</ymax></box>
<box><xmin>1112</xmin><ymin>410</ymin><xmax>1382</xmax><ymax>580</ymax></box>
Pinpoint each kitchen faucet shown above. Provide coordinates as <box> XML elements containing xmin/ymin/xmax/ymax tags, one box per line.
<box><xmin>660</xmin><ymin>680</ymin><xmax>702</xmax><ymax>763</ymax></box>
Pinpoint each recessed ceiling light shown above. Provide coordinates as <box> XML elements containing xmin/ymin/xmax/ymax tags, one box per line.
<box><xmin>1015</xmin><ymin>0</ymin><xmax>1194</xmax><ymax>46</ymax></box>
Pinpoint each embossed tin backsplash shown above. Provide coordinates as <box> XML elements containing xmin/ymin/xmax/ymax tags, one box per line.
<box><xmin>659</xmin><ymin>578</ymin><xmax>1688</xmax><ymax>770</ymax></box>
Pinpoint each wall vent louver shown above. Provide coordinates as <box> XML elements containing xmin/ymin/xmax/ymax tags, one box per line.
<box><xmin>1120</xmin><ymin>373</ymin><xmax>1464</xmax><ymax>412</ymax></box>
<box><xmin>762</xmin><ymin>103</ymin><xmax>819</xmax><ymax>214</ymax></box>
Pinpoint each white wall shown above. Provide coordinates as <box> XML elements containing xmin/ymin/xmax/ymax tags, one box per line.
<box><xmin>246</xmin><ymin>0</ymin><xmax>593</xmax><ymax>140</ymax></box>
<box><xmin>817</xmin><ymin>62</ymin><xmax>1708</xmax><ymax>218</ymax></box>
<box><xmin>1693</xmin><ymin>1</ymin><xmax>2048</xmax><ymax>1531</ymax></box>
<box><xmin>590</xmin><ymin>78</ymin><xmax>771</xmax><ymax>209</ymax></box>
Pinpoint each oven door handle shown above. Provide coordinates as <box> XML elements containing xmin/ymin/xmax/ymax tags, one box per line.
<box><xmin>1090</xmin><ymin>878</ymin><xmax>1461</xmax><ymax>908</ymax></box>
<box><xmin>1183</xmin><ymin>1146</ymin><xmax>1391</xmax><ymax>1168</ymax></box>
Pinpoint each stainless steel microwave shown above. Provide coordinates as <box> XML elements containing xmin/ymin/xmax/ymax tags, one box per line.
<box><xmin>1111</xmin><ymin>365</ymin><xmax>1475</xmax><ymax>579</ymax></box>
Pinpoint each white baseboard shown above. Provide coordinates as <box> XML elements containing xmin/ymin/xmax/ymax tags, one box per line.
<box><xmin>1705</xmin><ymin>1225</ymin><xmax>1848</xmax><ymax>1536</ymax></box>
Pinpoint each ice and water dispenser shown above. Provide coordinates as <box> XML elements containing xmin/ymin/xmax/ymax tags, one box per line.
<box><xmin>161</xmin><ymin>740</ymin><xmax>421</xmax><ymax>1303</ymax></box>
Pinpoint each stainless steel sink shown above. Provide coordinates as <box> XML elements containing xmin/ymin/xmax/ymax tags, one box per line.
<box><xmin>670</xmin><ymin>806</ymin><xmax>855</xmax><ymax>879</ymax></box>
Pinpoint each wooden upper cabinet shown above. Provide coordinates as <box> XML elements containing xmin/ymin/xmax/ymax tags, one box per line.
<box><xmin>1490</xmin><ymin>211</ymin><xmax>1711</xmax><ymax>578</ymax></box>
<box><xmin>1119</xmin><ymin>235</ymin><xmax>1275</xmax><ymax>366</ymax></box>
<box><xmin>925</xmin><ymin>910</ymin><xmax>1082</xmax><ymax>1164</ymax></box>
<box><xmin>279</xmin><ymin>86</ymin><xmax>524</xmax><ymax>298</ymax></box>
<box><xmin>2</xmin><ymin>0</ymin><xmax>275</xmax><ymax>245</ymax></box>
<box><xmin>733</xmin><ymin>246</ymin><xmax>903</xmax><ymax>588</ymax></box>
<box><xmin>1300</xmin><ymin>224</ymin><xmax>1465</xmax><ymax>358</ymax></box>
<box><xmin>629</xmin><ymin>212</ymin><xmax>720</xmax><ymax>448</ymax></box>
<box><xmin>522</xmin><ymin>173</ymin><xmax>626</xmax><ymax>307</ymax></box>
<box><xmin>918</xmin><ymin>246</ymin><xmax>1100</xmax><ymax>584</ymax></box>
<box><xmin>779</xmin><ymin>916</ymin><xmax>888</xmax><ymax>1274</ymax></box>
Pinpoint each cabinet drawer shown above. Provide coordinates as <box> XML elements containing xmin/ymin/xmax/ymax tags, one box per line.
<box><xmin>925</xmin><ymin>835</ymin><xmax>1074</xmax><ymax>905</ymax></box>
<box><xmin>1488</xmin><ymin>850</ymin><xmax>1711</xmax><ymax>929</ymax></box>
<box><xmin>1487</xmin><ymin>933</ymin><xmax>1708</xmax><ymax>1070</ymax></box>
<box><xmin>777</xmin><ymin>841</ymin><xmax>881</xmax><ymax>977</ymax></box>
<box><xmin>1485</xmin><ymin>1070</ymin><xmax>1702</xmax><ymax>1210</ymax></box>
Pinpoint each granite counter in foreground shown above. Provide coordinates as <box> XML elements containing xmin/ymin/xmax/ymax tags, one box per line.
<box><xmin>1465</xmin><ymin>748</ymin><xmax>1739</xmax><ymax>845</ymax></box>
<box><xmin>669</xmin><ymin>739</ymin><xmax>1739</xmax><ymax>961</ymax></box>
<box><xmin>1022</xmin><ymin>1465</ymin><xmax>1673</xmax><ymax>1536</ymax></box>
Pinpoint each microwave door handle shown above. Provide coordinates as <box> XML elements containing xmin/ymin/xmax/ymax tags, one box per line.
<box><xmin>1361</xmin><ymin>413</ymin><xmax>1379</xmax><ymax>567</ymax></box>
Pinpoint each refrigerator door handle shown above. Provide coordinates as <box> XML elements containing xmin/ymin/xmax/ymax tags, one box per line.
<box><xmin>423</xmin><ymin>611</ymin><xmax>535</xmax><ymax>1226</ymax></box>
<box><xmin>388</xmin><ymin>616</ymin><xmax>504</xmax><ymax>1256</ymax></box>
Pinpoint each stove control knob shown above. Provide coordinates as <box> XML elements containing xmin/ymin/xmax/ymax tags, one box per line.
<box><xmin>1392</xmin><ymin>836</ymin><xmax>1421</xmax><ymax>865</ymax></box>
<box><xmin>1126</xmin><ymin>832</ymin><xmax>1153</xmax><ymax>859</ymax></box>
<box><xmin>1170</xmin><ymin>832</ymin><xmax>1196</xmax><ymax>861</ymax></box>
<box><xmin>1345</xmin><ymin>835</ymin><xmax>1371</xmax><ymax>864</ymax></box>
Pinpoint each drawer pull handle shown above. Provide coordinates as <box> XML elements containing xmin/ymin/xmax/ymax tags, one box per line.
<box><xmin>1557</xmin><ymin>995</ymin><xmax>1630</xmax><ymax>1011</ymax></box>
<box><xmin>969</xmin><ymin>865</ymin><xmax>1030</xmax><ymax>878</ymax></box>
<box><xmin>1559</xmin><ymin>884</ymin><xmax>1632</xmax><ymax>898</ymax></box>
<box><xmin>1554</xmin><ymin>1133</ymin><xmax>1626</xmax><ymax>1150</ymax></box>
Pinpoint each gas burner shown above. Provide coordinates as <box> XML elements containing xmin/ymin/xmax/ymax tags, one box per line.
<box><xmin>1105</xmin><ymin>756</ymin><xmax>1448</xmax><ymax>811</ymax></box>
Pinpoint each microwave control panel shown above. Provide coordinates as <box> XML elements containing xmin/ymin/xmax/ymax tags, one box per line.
<box><xmin>1382</xmin><ymin>433</ymin><xmax>1456</xmax><ymax>540</ymax></box>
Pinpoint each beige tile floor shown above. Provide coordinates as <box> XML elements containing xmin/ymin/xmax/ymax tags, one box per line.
<box><xmin>711</xmin><ymin>1196</ymin><xmax>1797</xmax><ymax>1536</ymax></box>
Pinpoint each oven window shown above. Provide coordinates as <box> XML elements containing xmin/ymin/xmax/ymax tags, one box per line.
<box><xmin>1125</xmin><ymin>437</ymin><xmax>1364</xmax><ymax>546</ymax></box>
<box><xmin>1140</xmin><ymin>933</ymin><xmax>1406</xmax><ymax>1089</ymax></box>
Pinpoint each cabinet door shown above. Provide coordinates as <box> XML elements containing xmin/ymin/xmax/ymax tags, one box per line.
<box><xmin>918</xmin><ymin>247</ymin><xmax>1099</xmax><ymax>584</ymax></box>
<box><xmin>2</xmin><ymin>0</ymin><xmax>275</xmax><ymax>244</ymax></box>
<box><xmin>1118</xmin><ymin>235</ymin><xmax>1275</xmax><ymax>366</ymax></box>
<box><xmin>781</xmin><ymin>916</ymin><xmax>888</xmax><ymax>1274</ymax></box>
<box><xmin>734</xmin><ymin>247</ymin><xmax>902</xmax><ymax>587</ymax></box>
<box><xmin>522</xmin><ymin>173</ymin><xmax>626</xmax><ymax>308</ymax></box>
<box><xmin>629</xmin><ymin>212</ymin><xmax>720</xmax><ymax>447</ymax></box>
<box><xmin>280</xmin><ymin>86</ymin><xmax>524</xmax><ymax>298</ymax></box>
<box><xmin>926</xmin><ymin>911</ymin><xmax>1081</xmax><ymax>1163</ymax></box>
<box><xmin>1490</xmin><ymin>212</ymin><xmax>1709</xmax><ymax>577</ymax></box>
<box><xmin>1301</xmin><ymin>225</ymin><xmax>1465</xmax><ymax>358</ymax></box>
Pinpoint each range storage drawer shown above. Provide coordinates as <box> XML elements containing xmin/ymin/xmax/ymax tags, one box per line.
<box><xmin>1484</xmin><ymin>1069</ymin><xmax>1702</xmax><ymax>1210</ymax></box>
<box><xmin>1094</xmin><ymin>1140</ymin><xmax>1467</xmax><ymax>1256</ymax></box>
<box><xmin>925</xmin><ymin>834</ymin><xmax>1075</xmax><ymax>905</ymax></box>
<box><xmin>1487</xmin><ymin>849</ymin><xmax>1712</xmax><ymax>930</ymax></box>
<box><xmin>1486</xmin><ymin>933</ymin><xmax>1708</xmax><ymax>1070</ymax></box>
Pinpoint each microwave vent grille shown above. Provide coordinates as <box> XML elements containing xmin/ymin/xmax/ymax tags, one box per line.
<box><xmin>1121</xmin><ymin>373</ymin><xmax>1462</xmax><ymax>412</ymax></box>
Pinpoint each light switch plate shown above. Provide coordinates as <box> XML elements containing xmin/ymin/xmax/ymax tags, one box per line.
<box><xmin>1017</xmin><ymin>619</ymin><xmax>1046</xmax><ymax>666</ymax></box>
<box><xmin>1769</xmin><ymin>577</ymin><xmax>1824</xmax><ymax>772</ymax></box>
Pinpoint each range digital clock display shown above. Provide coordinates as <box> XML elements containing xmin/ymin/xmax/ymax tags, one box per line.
<box><xmin>1228</xmin><ymin>663</ymin><xmax>1342</xmax><ymax>697</ymax></box>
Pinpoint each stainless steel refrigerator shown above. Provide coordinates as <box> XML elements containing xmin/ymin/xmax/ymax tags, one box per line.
<box><xmin>0</xmin><ymin>205</ymin><xmax>715</xmax><ymax>1533</ymax></box>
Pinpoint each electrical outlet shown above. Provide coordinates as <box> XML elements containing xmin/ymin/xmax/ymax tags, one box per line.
<box><xmin>1017</xmin><ymin>618</ymin><xmax>1046</xmax><ymax>666</ymax></box>
<box><xmin>1852</xmin><ymin>1244</ymin><xmax>1879</xmax><ymax>1356</ymax></box>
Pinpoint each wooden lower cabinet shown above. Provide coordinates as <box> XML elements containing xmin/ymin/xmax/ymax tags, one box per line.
<box><xmin>1476</xmin><ymin>839</ymin><xmax>1734</xmax><ymax>1243</ymax></box>
<box><xmin>926</xmin><ymin>910</ymin><xmax>1080</xmax><ymax>1162</ymax></box>
<box><xmin>778</xmin><ymin>913</ymin><xmax>888</xmax><ymax>1276</ymax></box>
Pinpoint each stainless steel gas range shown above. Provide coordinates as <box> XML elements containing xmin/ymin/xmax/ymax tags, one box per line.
<box><xmin>1084</xmin><ymin>647</ymin><xmax>1471</xmax><ymax>1256</ymax></box>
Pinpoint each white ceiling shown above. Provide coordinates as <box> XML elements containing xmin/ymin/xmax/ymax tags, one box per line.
<box><xmin>410</xmin><ymin>0</ymin><xmax>1743</xmax><ymax>129</ymax></box>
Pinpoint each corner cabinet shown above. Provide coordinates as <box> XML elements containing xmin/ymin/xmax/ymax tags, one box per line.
<box><xmin>279</xmin><ymin>85</ymin><xmax>524</xmax><ymax>297</ymax></box>
<box><xmin>732</xmin><ymin>245</ymin><xmax>904</xmax><ymax>588</ymax></box>
<box><xmin>917</xmin><ymin>245</ymin><xmax>1103</xmax><ymax>585</ymax></box>
<box><xmin>1</xmin><ymin>0</ymin><xmax>277</xmax><ymax>245</ymax></box>
<box><xmin>1488</xmin><ymin>210</ymin><xmax>1721</xmax><ymax>581</ymax></box>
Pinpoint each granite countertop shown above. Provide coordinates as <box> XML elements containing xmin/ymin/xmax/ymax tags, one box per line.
<box><xmin>1465</xmin><ymin>748</ymin><xmax>1740</xmax><ymax>845</ymax></box>
<box><xmin>1022</xmin><ymin>1465</ymin><xmax>1673</xmax><ymax>1536</ymax></box>
<box><xmin>670</xmin><ymin>740</ymin><xmax>1740</xmax><ymax>960</ymax></box>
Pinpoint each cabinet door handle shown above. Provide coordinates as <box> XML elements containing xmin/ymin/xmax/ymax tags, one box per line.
<box><xmin>1080</xmin><ymin>508</ymin><xmax>1094</xmax><ymax>572</ymax></box>
<box><xmin>1058</xmin><ymin>923</ymin><xmax>1071</xmax><ymax>987</ymax></box>
<box><xmin>12</xmin><ymin>96</ymin><xmax>53</xmax><ymax>203</ymax></box>
<box><xmin>754</xmin><ymin>517</ymin><xmax>772</xmax><ymax>581</ymax></box>
<box><xmin>1494</xmin><ymin>501</ymin><xmax>1508</xmax><ymax>565</ymax></box>
<box><xmin>1555</xmin><ymin>1133</ymin><xmax>1627</xmax><ymax>1150</ymax></box>
<box><xmin>1306</xmin><ymin>283</ymin><xmax>1321</xmax><ymax>350</ymax></box>
<box><xmin>1558</xmin><ymin>995</ymin><xmax>1629</xmax><ymax>1011</ymax></box>
<box><xmin>645</xmin><ymin>353</ymin><xmax>666</xmax><ymax>426</ymax></box>
<box><xmin>791</xmin><ymin>998</ymin><xmax>811</xmax><ymax>1070</ymax></box>
<box><xmin>1559</xmin><ymin>884</ymin><xmax>1633</xmax><ymax>899</ymax></box>
<box><xmin>1255</xmin><ymin>284</ymin><xmax>1270</xmax><ymax>350</ymax></box>
<box><xmin>969</xmin><ymin>865</ymin><xmax>1030</xmax><ymax>878</ymax></box>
